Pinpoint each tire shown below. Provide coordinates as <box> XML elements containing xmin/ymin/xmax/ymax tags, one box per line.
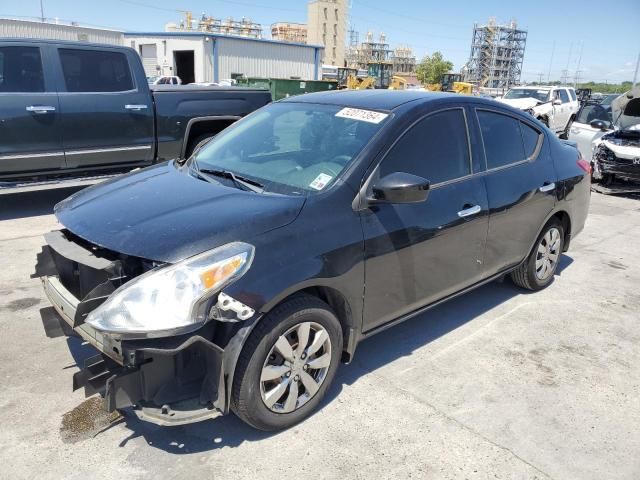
<box><xmin>511</xmin><ymin>219</ymin><xmax>564</xmax><ymax>291</ymax></box>
<box><xmin>185</xmin><ymin>133</ymin><xmax>214</xmax><ymax>158</ymax></box>
<box><xmin>231</xmin><ymin>294</ymin><xmax>343</xmax><ymax>431</ymax></box>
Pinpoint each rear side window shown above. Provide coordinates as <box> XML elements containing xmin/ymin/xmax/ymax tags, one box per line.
<box><xmin>59</xmin><ymin>48</ymin><xmax>133</xmax><ymax>92</ymax></box>
<box><xmin>0</xmin><ymin>46</ymin><xmax>45</xmax><ymax>93</ymax></box>
<box><xmin>380</xmin><ymin>109</ymin><xmax>470</xmax><ymax>184</ymax></box>
<box><xmin>569</xmin><ymin>89</ymin><xmax>577</xmax><ymax>102</ymax></box>
<box><xmin>477</xmin><ymin>110</ymin><xmax>527</xmax><ymax>169</ymax></box>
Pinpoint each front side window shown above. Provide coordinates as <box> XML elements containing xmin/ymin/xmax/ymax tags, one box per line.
<box><xmin>0</xmin><ymin>46</ymin><xmax>44</xmax><ymax>93</ymax></box>
<box><xmin>379</xmin><ymin>109</ymin><xmax>470</xmax><ymax>184</ymax></box>
<box><xmin>558</xmin><ymin>89</ymin><xmax>570</xmax><ymax>103</ymax></box>
<box><xmin>59</xmin><ymin>48</ymin><xmax>133</xmax><ymax>92</ymax></box>
<box><xmin>477</xmin><ymin>110</ymin><xmax>528</xmax><ymax>169</ymax></box>
<box><xmin>193</xmin><ymin>102</ymin><xmax>389</xmax><ymax>195</ymax></box>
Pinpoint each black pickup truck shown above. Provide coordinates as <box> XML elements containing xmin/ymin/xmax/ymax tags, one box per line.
<box><xmin>0</xmin><ymin>39</ymin><xmax>271</xmax><ymax>182</ymax></box>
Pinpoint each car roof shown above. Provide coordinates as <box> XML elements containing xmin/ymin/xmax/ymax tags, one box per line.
<box><xmin>281</xmin><ymin>89</ymin><xmax>461</xmax><ymax>111</ymax></box>
<box><xmin>0</xmin><ymin>37</ymin><xmax>130</xmax><ymax>50</ymax></box>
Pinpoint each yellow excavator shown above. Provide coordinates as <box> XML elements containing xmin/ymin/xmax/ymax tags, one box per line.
<box><xmin>346</xmin><ymin>75</ymin><xmax>376</xmax><ymax>90</ymax></box>
<box><xmin>425</xmin><ymin>73</ymin><xmax>474</xmax><ymax>95</ymax></box>
<box><xmin>388</xmin><ymin>75</ymin><xmax>408</xmax><ymax>90</ymax></box>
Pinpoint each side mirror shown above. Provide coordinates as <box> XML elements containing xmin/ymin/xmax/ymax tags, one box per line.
<box><xmin>370</xmin><ymin>172</ymin><xmax>430</xmax><ymax>204</ymax></box>
<box><xmin>553</xmin><ymin>99</ymin><xmax>562</xmax><ymax>106</ymax></box>
<box><xmin>589</xmin><ymin>119</ymin><xmax>610</xmax><ymax>131</ymax></box>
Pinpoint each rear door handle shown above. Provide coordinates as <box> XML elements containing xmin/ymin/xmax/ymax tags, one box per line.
<box><xmin>457</xmin><ymin>205</ymin><xmax>481</xmax><ymax>218</ymax></box>
<box><xmin>539</xmin><ymin>182</ymin><xmax>556</xmax><ymax>193</ymax></box>
<box><xmin>125</xmin><ymin>104</ymin><xmax>148</xmax><ymax>111</ymax></box>
<box><xmin>26</xmin><ymin>105</ymin><xmax>56</xmax><ymax>114</ymax></box>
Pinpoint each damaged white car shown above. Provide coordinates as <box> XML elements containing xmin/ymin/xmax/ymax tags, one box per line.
<box><xmin>498</xmin><ymin>86</ymin><xmax>579</xmax><ymax>137</ymax></box>
<box><xmin>590</xmin><ymin>88</ymin><xmax>640</xmax><ymax>185</ymax></box>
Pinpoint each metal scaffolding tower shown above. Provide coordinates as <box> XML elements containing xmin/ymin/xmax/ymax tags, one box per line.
<box><xmin>465</xmin><ymin>18</ymin><xmax>527</xmax><ymax>89</ymax></box>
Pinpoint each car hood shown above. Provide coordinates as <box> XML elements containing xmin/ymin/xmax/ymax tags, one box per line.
<box><xmin>611</xmin><ymin>87</ymin><xmax>640</xmax><ymax>130</ymax></box>
<box><xmin>496</xmin><ymin>97</ymin><xmax>541</xmax><ymax>110</ymax></box>
<box><xmin>54</xmin><ymin>162</ymin><xmax>305</xmax><ymax>263</ymax></box>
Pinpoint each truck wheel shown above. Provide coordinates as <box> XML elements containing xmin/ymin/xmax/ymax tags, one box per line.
<box><xmin>231</xmin><ymin>294</ymin><xmax>343</xmax><ymax>431</ymax></box>
<box><xmin>511</xmin><ymin>219</ymin><xmax>564</xmax><ymax>291</ymax></box>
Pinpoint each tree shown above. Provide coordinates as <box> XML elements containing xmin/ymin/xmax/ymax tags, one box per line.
<box><xmin>416</xmin><ymin>52</ymin><xmax>454</xmax><ymax>85</ymax></box>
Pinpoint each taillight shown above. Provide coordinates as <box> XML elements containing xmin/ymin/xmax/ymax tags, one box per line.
<box><xmin>577</xmin><ymin>153</ymin><xmax>592</xmax><ymax>174</ymax></box>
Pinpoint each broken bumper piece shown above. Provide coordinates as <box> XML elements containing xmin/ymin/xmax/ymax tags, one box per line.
<box><xmin>40</xmin><ymin>269</ymin><xmax>228</xmax><ymax>426</ymax></box>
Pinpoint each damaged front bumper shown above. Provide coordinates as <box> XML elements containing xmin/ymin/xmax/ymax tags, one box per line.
<box><xmin>36</xmin><ymin>232</ymin><xmax>239</xmax><ymax>426</ymax></box>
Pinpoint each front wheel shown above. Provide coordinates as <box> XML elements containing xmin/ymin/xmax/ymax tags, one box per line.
<box><xmin>231</xmin><ymin>295</ymin><xmax>343</xmax><ymax>431</ymax></box>
<box><xmin>511</xmin><ymin>220</ymin><xmax>564</xmax><ymax>291</ymax></box>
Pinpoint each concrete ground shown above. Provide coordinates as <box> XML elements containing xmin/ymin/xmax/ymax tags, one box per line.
<box><xmin>1</xmin><ymin>188</ymin><xmax>639</xmax><ymax>480</ymax></box>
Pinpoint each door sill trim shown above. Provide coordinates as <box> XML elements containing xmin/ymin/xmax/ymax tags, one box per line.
<box><xmin>361</xmin><ymin>264</ymin><xmax>521</xmax><ymax>340</ymax></box>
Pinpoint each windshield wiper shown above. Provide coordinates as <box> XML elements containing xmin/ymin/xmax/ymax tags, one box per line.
<box><xmin>198</xmin><ymin>168</ymin><xmax>265</xmax><ymax>193</ymax></box>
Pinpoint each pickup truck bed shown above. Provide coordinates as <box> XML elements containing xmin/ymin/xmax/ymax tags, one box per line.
<box><xmin>0</xmin><ymin>38</ymin><xmax>271</xmax><ymax>183</ymax></box>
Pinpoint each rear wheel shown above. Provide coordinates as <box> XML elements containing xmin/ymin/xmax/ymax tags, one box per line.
<box><xmin>511</xmin><ymin>219</ymin><xmax>564</xmax><ymax>291</ymax></box>
<box><xmin>231</xmin><ymin>295</ymin><xmax>343</xmax><ymax>431</ymax></box>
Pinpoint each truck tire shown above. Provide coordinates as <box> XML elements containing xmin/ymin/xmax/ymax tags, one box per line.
<box><xmin>231</xmin><ymin>294</ymin><xmax>343</xmax><ymax>431</ymax></box>
<box><xmin>511</xmin><ymin>219</ymin><xmax>564</xmax><ymax>291</ymax></box>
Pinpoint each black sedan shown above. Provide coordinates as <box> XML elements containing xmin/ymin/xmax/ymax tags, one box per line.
<box><xmin>36</xmin><ymin>90</ymin><xmax>591</xmax><ymax>430</ymax></box>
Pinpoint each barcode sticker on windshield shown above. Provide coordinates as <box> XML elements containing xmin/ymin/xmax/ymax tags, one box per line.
<box><xmin>335</xmin><ymin>107</ymin><xmax>388</xmax><ymax>124</ymax></box>
<box><xmin>309</xmin><ymin>173</ymin><xmax>333</xmax><ymax>190</ymax></box>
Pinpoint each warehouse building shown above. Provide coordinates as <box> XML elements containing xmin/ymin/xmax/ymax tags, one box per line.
<box><xmin>0</xmin><ymin>17</ymin><xmax>123</xmax><ymax>45</ymax></box>
<box><xmin>125</xmin><ymin>32</ymin><xmax>323</xmax><ymax>83</ymax></box>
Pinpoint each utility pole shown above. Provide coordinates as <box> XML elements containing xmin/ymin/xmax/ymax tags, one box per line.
<box><xmin>573</xmin><ymin>42</ymin><xmax>584</xmax><ymax>88</ymax></box>
<box><xmin>547</xmin><ymin>40</ymin><xmax>555</xmax><ymax>83</ymax></box>
<box><xmin>633</xmin><ymin>49</ymin><xmax>640</xmax><ymax>89</ymax></box>
<box><xmin>537</xmin><ymin>72</ymin><xmax>544</xmax><ymax>84</ymax></box>
<box><xmin>40</xmin><ymin>0</ymin><xmax>44</xmax><ymax>22</ymax></box>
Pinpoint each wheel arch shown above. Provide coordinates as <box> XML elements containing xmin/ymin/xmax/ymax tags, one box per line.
<box><xmin>180</xmin><ymin>115</ymin><xmax>241</xmax><ymax>158</ymax></box>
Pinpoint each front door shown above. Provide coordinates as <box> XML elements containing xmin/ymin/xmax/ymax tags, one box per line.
<box><xmin>54</xmin><ymin>45</ymin><xmax>154</xmax><ymax>169</ymax></box>
<box><xmin>570</xmin><ymin>103</ymin><xmax>612</xmax><ymax>161</ymax></box>
<box><xmin>0</xmin><ymin>44</ymin><xmax>65</xmax><ymax>176</ymax></box>
<box><xmin>362</xmin><ymin>107</ymin><xmax>489</xmax><ymax>331</ymax></box>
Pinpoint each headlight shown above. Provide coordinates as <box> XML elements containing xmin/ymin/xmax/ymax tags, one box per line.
<box><xmin>85</xmin><ymin>242</ymin><xmax>254</xmax><ymax>339</ymax></box>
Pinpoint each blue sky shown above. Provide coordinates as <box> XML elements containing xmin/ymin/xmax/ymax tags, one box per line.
<box><xmin>2</xmin><ymin>0</ymin><xmax>639</xmax><ymax>83</ymax></box>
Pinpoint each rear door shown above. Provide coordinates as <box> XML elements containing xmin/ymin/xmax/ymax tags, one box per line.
<box><xmin>0</xmin><ymin>43</ymin><xmax>65</xmax><ymax>175</ymax></box>
<box><xmin>475</xmin><ymin>108</ymin><xmax>557</xmax><ymax>275</ymax></box>
<box><xmin>362</xmin><ymin>106</ymin><xmax>489</xmax><ymax>331</ymax></box>
<box><xmin>54</xmin><ymin>45</ymin><xmax>154</xmax><ymax>168</ymax></box>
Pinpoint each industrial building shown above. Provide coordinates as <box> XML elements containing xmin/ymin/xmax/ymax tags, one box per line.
<box><xmin>465</xmin><ymin>18</ymin><xmax>527</xmax><ymax>89</ymax></box>
<box><xmin>125</xmin><ymin>32</ymin><xmax>323</xmax><ymax>83</ymax></box>
<box><xmin>307</xmin><ymin>0</ymin><xmax>347</xmax><ymax>67</ymax></box>
<box><xmin>167</xmin><ymin>12</ymin><xmax>262</xmax><ymax>39</ymax></box>
<box><xmin>271</xmin><ymin>22</ymin><xmax>308</xmax><ymax>44</ymax></box>
<box><xmin>0</xmin><ymin>17</ymin><xmax>123</xmax><ymax>45</ymax></box>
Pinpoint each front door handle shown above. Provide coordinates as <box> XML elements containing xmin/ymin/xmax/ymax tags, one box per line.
<box><xmin>457</xmin><ymin>205</ymin><xmax>481</xmax><ymax>218</ymax></box>
<box><xmin>125</xmin><ymin>104</ymin><xmax>148</xmax><ymax>111</ymax></box>
<box><xmin>26</xmin><ymin>105</ymin><xmax>56</xmax><ymax>114</ymax></box>
<box><xmin>539</xmin><ymin>182</ymin><xmax>556</xmax><ymax>193</ymax></box>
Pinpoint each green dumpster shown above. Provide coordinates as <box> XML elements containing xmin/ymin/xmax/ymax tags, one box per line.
<box><xmin>236</xmin><ymin>77</ymin><xmax>337</xmax><ymax>100</ymax></box>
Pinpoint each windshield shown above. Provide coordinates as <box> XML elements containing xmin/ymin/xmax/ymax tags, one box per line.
<box><xmin>192</xmin><ymin>102</ymin><xmax>389</xmax><ymax>195</ymax></box>
<box><xmin>503</xmin><ymin>88</ymin><xmax>550</xmax><ymax>102</ymax></box>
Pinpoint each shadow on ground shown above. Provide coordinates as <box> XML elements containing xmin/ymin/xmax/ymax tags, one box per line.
<box><xmin>0</xmin><ymin>186</ymin><xmax>85</xmax><ymax>221</ymax></box>
<box><xmin>82</xmin><ymin>255</ymin><xmax>573</xmax><ymax>454</ymax></box>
